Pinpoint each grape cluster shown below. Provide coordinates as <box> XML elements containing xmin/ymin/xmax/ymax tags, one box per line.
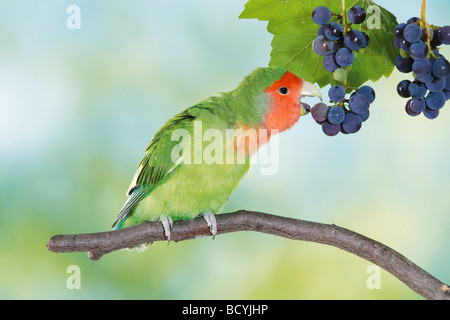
<box><xmin>311</xmin><ymin>85</ymin><xmax>375</xmax><ymax>136</ymax></box>
<box><xmin>312</xmin><ymin>6</ymin><xmax>370</xmax><ymax>82</ymax></box>
<box><xmin>394</xmin><ymin>18</ymin><xmax>450</xmax><ymax>119</ymax></box>
<box><xmin>311</xmin><ymin>5</ymin><xmax>375</xmax><ymax>137</ymax></box>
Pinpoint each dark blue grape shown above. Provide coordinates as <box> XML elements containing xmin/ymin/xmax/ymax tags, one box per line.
<box><xmin>357</xmin><ymin>86</ymin><xmax>376</xmax><ymax>103</ymax></box>
<box><xmin>347</xmin><ymin>6</ymin><xmax>366</xmax><ymax>24</ymax></box>
<box><xmin>359</xmin><ymin>110</ymin><xmax>370</xmax><ymax>122</ymax></box>
<box><xmin>409</xmin><ymin>98</ymin><xmax>426</xmax><ymax>113</ymax></box>
<box><xmin>405</xmin><ymin>99</ymin><xmax>421</xmax><ymax>116</ymax></box>
<box><xmin>423</xmin><ymin>107</ymin><xmax>440</xmax><ymax>119</ymax></box>
<box><xmin>311</xmin><ymin>103</ymin><xmax>329</xmax><ymax>124</ymax></box>
<box><xmin>426</xmin><ymin>77</ymin><xmax>446</xmax><ymax>93</ymax></box>
<box><xmin>412</xmin><ymin>59</ymin><xmax>432</xmax><ymax>77</ymax></box>
<box><xmin>349</xmin><ymin>93</ymin><xmax>370</xmax><ymax>115</ymax></box>
<box><xmin>394</xmin><ymin>23</ymin><xmax>406</xmax><ymax>37</ymax></box>
<box><xmin>312</xmin><ymin>35</ymin><xmax>334</xmax><ymax>56</ymax></box>
<box><xmin>344</xmin><ymin>30</ymin><xmax>366</xmax><ymax>51</ymax></box>
<box><xmin>324</xmin><ymin>22</ymin><xmax>344</xmax><ymax>41</ymax></box>
<box><xmin>327</xmin><ymin>106</ymin><xmax>346</xmax><ymax>124</ymax></box>
<box><xmin>408</xmin><ymin>81</ymin><xmax>427</xmax><ymax>99</ymax></box>
<box><xmin>312</xmin><ymin>6</ymin><xmax>332</xmax><ymax>25</ymax></box>
<box><xmin>395</xmin><ymin>55</ymin><xmax>413</xmax><ymax>73</ymax></box>
<box><xmin>397</xmin><ymin>80</ymin><xmax>412</xmax><ymax>98</ymax></box>
<box><xmin>409</xmin><ymin>42</ymin><xmax>428</xmax><ymax>60</ymax></box>
<box><xmin>341</xmin><ymin>113</ymin><xmax>362</xmax><ymax>134</ymax></box>
<box><xmin>323</xmin><ymin>53</ymin><xmax>339</xmax><ymax>72</ymax></box>
<box><xmin>335</xmin><ymin>48</ymin><xmax>355</xmax><ymax>67</ymax></box>
<box><xmin>430</xmin><ymin>28</ymin><xmax>443</xmax><ymax>47</ymax></box>
<box><xmin>439</xmin><ymin>26</ymin><xmax>450</xmax><ymax>45</ymax></box>
<box><xmin>403</xmin><ymin>24</ymin><xmax>422</xmax><ymax>43</ymax></box>
<box><xmin>328</xmin><ymin>85</ymin><xmax>346</xmax><ymax>102</ymax></box>
<box><xmin>426</xmin><ymin>92</ymin><xmax>446</xmax><ymax>110</ymax></box>
<box><xmin>322</xmin><ymin>121</ymin><xmax>341</xmax><ymax>136</ymax></box>
<box><xmin>406</xmin><ymin>17</ymin><xmax>419</xmax><ymax>24</ymax></box>
<box><xmin>432</xmin><ymin>59</ymin><xmax>450</xmax><ymax>79</ymax></box>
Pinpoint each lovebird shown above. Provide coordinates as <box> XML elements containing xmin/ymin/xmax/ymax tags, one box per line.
<box><xmin>112</xmin><ymin>67</ymin><xmax>322</xmax><ymax>241</ymax></box>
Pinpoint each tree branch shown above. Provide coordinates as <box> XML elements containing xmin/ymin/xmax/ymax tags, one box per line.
<box><xmin>47</xmin><ymin>210</ymin><xmax>450</xmax><ymax>300</ymax></box>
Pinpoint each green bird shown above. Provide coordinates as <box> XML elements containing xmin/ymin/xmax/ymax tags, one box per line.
<box><xmin>112</xmin><ymin>67</ymin><xmax>322</xmax><ymax>241</ymax></box>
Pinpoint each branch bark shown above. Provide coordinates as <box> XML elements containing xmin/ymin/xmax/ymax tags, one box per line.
<box><xmin>47</xmin><ymin>210</ymin><xmax>450</xmax><ymax>300</ymax></box>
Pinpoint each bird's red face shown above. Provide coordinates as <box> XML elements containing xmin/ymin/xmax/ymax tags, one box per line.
<box><xmin>263</xmin><ymin>71</ymin><xmax>322</xmax><ymax>133</ymax></box>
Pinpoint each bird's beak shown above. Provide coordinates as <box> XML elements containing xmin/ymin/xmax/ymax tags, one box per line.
<box><xmin>298</xmin><ymin>80</ymin><xmax>322</xmax><ymax>116</ymax></box>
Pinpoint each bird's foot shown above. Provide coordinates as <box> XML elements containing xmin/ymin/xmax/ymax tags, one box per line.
<box><xmin>202</xmin><ymin>212</ymin><xmax>217</xmax><ymax>239</ymax></box>
<box><xmin>161</xmin><ymin>216</ymin><xmax>174</xmax><ymax>245</ymax></box>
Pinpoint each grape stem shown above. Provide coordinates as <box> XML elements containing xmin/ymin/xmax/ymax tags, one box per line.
<box><xmin>420</xmin><ymin>0</ymin><xmax>437</xmax><ymax>59</ymax></box>
<box><xmin>341</xmin><ymin>0</ymin><xmax>349</xmax><ymax>89</ymax></box>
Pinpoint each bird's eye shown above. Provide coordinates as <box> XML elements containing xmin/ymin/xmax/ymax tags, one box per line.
<box><xmin>278</xmin><ymin>87</ymin><xmax>289</xmax><ymax>95</ymax></box>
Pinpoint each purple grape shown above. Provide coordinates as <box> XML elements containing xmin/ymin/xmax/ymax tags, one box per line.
<box><xmin>403</xmin><ymin>24</ymin><xmax>422</xmax><ymax>43</ymax></box>
<box><xmin>394</xmin><ymin>23</ymin><xmax>407</xmax><ymax>38</ymax></box>
<box><xmin>344</xmin><ymin>30</ymin><xmax>366</xmax><ymax>51</ymax></box>
<box><xmin>324</xmin><ymin>22</ymin><xmax>344</xmax><ymax>41</ymax></box>
<box><xmin>341</xmin><ymin>113</ymin><xmax>362</xmax><ymax>134</ymax></box>
<box><xmin>395</xmin><ymin>55</ymin><xmax>413</xmax><ymax>73</ymax></box>
<box><xmin>426</xmin><ymin>92</ymin><xmax>446</xmax><ymax>110</ymax></box>
<box><xmin>312</xmin><ymin>6</ymin><xmax>332</xmax><ymax>25</ymax></box>
<box><xmin>348</xmin><ymin>6</ymin><xmax>366</xmax><ymax>24</ymax></box>
<box><xmin>335</xmin><ymin>48</ymin><xmax>355</xmax><ymax>67</ymax></box>
<box><xmin>409</xmin><ymin>42</ymin><xmax>428</xmax><ymax>60</ymax></box>
<box><xmin>311</xmin><ymin>103</ymin><xmax>329</xmax><ymax>124</ymax></box>
<box><xmin>357</xmin><ymin>86</ymin><xmax>376</xmax><ymax>103</ymax></box>
<box><xmin>412</xmin><ymin>59</ymin><xmax>432</xmax><ymax>77</ymax></box>
<box><xmin>439</xmin><ymin>26</ymin><xmax>450</xmax><ymax>45</ymax></box>
<box><xmin>405</xmin><ymin>99</ymin><xmax>421</xmax><ymax>116</ymax></box>
<box><xmin>327</xmin><ymin>106</ymin><xmax>346</xmax><ymax>124</ymax></box>
<box><xmin>328</xmin><ymin>85</ymin><xmax>346</xmax><ymax>102</ymax></box>
<box><xmin>313</xmin><ymin>35</ymin><xmax>334</xmax><ymax>56</ymax></box>
<box><xmin>409</xmin><ymin>98</ymin><xmax>426</xmax><ymax>113</ymax></box>
<box><xmin>322</xmin><ymin>121</ymin><xmax>341</xmax><ymax>136</ymax></box>
<box><xmin>408</xmin><ymin>81</ymin><xmax>427</xmax><ymax>99</ymax></box>
<box><xmin>349</xmin><ymin>93</ymin><xmax>370</xmax><ymax>115</ymax></box>
<box><xmin>323</xmin><ymin>53</ymin><xmax>339</xmax><ymax>72</ymax></box>
<box><xmin>426</xmin><ymin>77</ymin><xmax>446</xmax><ymax>93</ymax></box>
<box><xmin>423</xmin><ymin>107</ymin><xmax>439</xmax><ymax>119</ymax></box>
<box><xmin>432</xmin><ymin>59</ymin><xmax>450</xmax><ymax>79</ymax></box>
<box><xmin>397</xmin><ymin>80</ymin><xmax>412</xmax><ymax>98</ymax></box>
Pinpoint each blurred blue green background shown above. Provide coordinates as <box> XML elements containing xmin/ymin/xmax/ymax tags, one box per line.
<box><xmin>1</xmin><ymin>0</ymin><xmax>449</xmax><ymax>299</ymax></box>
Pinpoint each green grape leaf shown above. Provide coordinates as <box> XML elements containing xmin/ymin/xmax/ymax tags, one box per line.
<box><xmin>240</xmin><ymin>0</ymin><xmax>398</xmax><ymax>91</ymax></box>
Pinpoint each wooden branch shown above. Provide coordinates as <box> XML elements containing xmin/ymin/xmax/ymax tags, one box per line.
<box><xmin>47</xmin><ymin>210</ymin><xmax>450</xmax><ymax>300</ymax></box>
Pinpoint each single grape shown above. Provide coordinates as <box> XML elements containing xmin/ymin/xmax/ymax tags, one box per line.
<box><xmin>406</xmin><ymin>17</ymin><xmax>419</xmax><ymax>25</ymax></box>
<box><xmin>412</xmin><ymin>59</ymin><xmax>432</xmax><ymax>77</ymax></box>
<box><xmin>397</xmin><ymin>80</ymin><xmax>412</xmax><ymax>98</ymax></box>
<box><xmin>426</xmin><ymin>92</ymin><xmax>446</xmax><ymax>110</ymax></box>
<box><xmin>323</xmin><ymin>53</ymin><xmax>339</xmax><ymax>72</ymax></box>
<box><xmin>322</xmin><ymin>121</ymin><xmax>341</xmax><ymax>136</ymax></box>
<box><xmin>327</xmin><ymin>106</ymin><xmax>346</xmax><ymax>124</ymax></box>
<box><xmin>395</xmin><ymin>55</ymin><xmax>413</xmax><ymax>73</ymax></box>
<box><xmin>335</xmin><ymin>48</ymin><xmax>355</xmax><ymax>67</ymax></box>
<box><xmin>324</xmin><ymin>22</ymin><xmax>344</xmax><ymax>41</ymax></box>
<box><xmin>349</xmin><ymin>93</ymin><xmax>370</xmax><ymax>115</ymax></box>
<box><xmin>328</xmin><ymin>85</ymin><xmax>346</xmax><ymax>102</ymax></box>
<box><xmin>439</xmin><ymin>26</ymin><xmax>450</xmax><ymax>45</ymax></box>
<box><xmin>408</xmin><ymin>81</ymin><xmax>427</xmax><ymax>99</ymax></box>
<box><xmin>423</xmin><ymin>107</ymin><xmax>440</xmax><ymax>119</ymax></box>
<box><xmin>312</xmin><ymin>35</ymin><xmax>334</xmax><ymax>56</ymax></box>
<box><xmin>357</xmin><ymin>86</ymin><xmax>376</xmax><ymax>103</ymax></box>
<box><xmin>403</xmin><ymin>23</ymin><xmax>422</xmax><ymax>43</ymax></box>
<box><xmin>399</xmin><ymin>38</ymin><xmax>412</xmax><ymax>53</ymax></box>
<box><xmin>430</xmin><ymin>28</ymin><xmax>443</xmax><ymax>47</ymax></box>
<box><xmin>333</xmin><ymin>68</ymin><xmax>346</xmax><ymax>82</ymax></box>
<box><xmin>312</xmin><ymin>6</ymin><xmax>332</xmax><ymax>25</ymax></box>
<box><xmin>432</xmin><ymin>58</ymin><xmax>450</xmax><ymax>79</ymax></box>
<box><xmin>347</xmin><ymin>6</ymin><xmax>366</xmax><ymax>24</ymax></box>
<box><xmin>409</xmin><ymin>42</ymin><xmax>428</xmax><ymax>60</ymax></box>
<box><xmin>405</xmin><ymin>99</ymin><xmax>421</xmax><ymax>116</ymax></box>
<box><xmin>409</xmin><ymin>98</ymin><xmax>427</xmax><ymax>113</ymax></box>
<box><xmin>426</xmin><ymin>77</ymin><xmax>446</xmax><ymax>93</ymax></box>
<box><xmin>311</xmin><ymin>103</ymin><xmax>329</xmax><ymax>124</ymax></box>
<box><xmin>341</xmin><ymin>113</ymin><xmax>362</xmax><ymax>134</ymax></box>
<box><xmin>344</xmin><ymin>30</ymin><xmax>366</xmax><ymax>51</ymax></box>
<box><xmin>359</xmin><ymin>110</ymin><xmax>370</xmax><ymax>122</ymax></box>
<box><xmin>394</xmin><ymin>23</ymin><xmax>406</xmax><ymax>38</ymax></box>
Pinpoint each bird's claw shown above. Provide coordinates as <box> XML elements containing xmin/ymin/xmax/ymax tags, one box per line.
<box><xmin>161</xmin><ymin>216</ymin><xmax>174</xmax><ymax>245</ymax></box>
<box><xmin>202</xmin><ymin>212</ymin><xmax>217</xmax><ymax>239</ymax></box>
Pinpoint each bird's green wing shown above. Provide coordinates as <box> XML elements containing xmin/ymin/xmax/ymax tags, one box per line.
<box><xmin>112</xmin><ymin>103</ymin><xmax>226</xmax><ymax>229</ymax></box>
